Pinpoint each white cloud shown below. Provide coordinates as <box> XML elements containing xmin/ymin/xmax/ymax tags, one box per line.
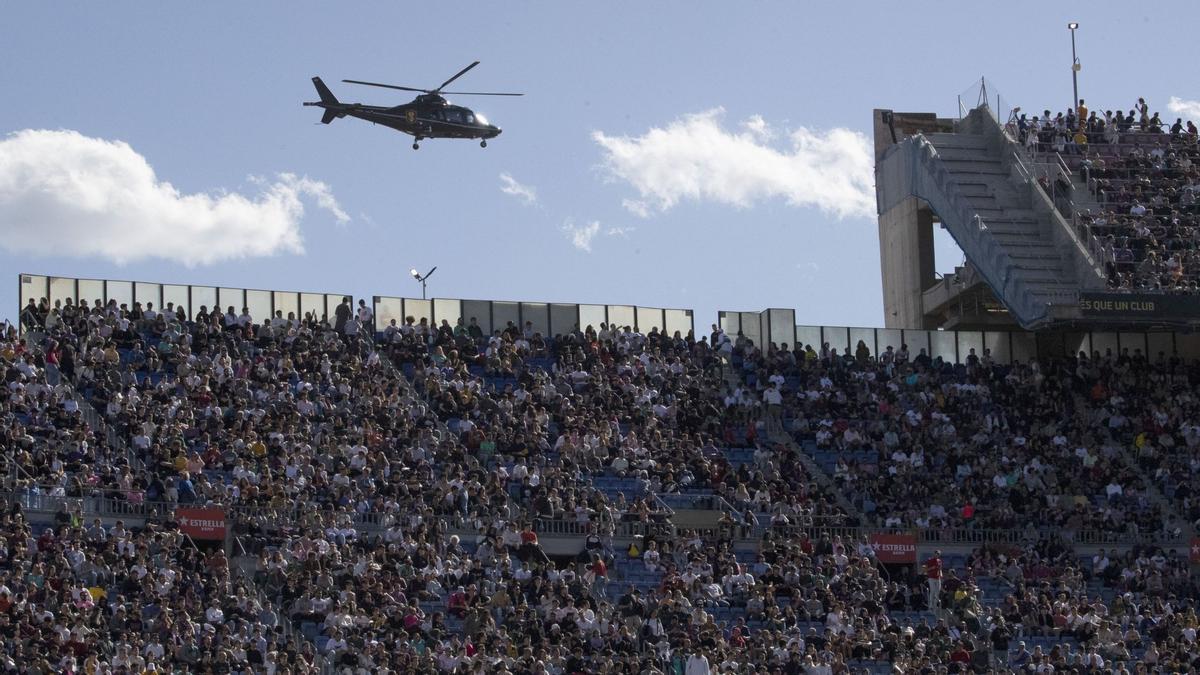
<box><xmin>0</xmin><ymin>129</ymin><xmax>348</xmax><ymax>265</ymax></box>
<box><xmin>1167</xmin><ymin>97</ymin><xmax>1200</xmax><ymax>121</ymax></box>
<box><xmin>796</xmin><ymin>261</ymin><xmax>821</xmax><ymax>281</ymax></box>
<box><xmin>499</xmin><ymin>172</ymin><xmax>538</xmax><ymax>205</ymax></box>
<box><xmin>562</xmin><ymin>219</ymin><xmax>601</xmax><ymax>251</ymax></box>
<box><xmin>593</xmin><ymin>108</ymin><xmax>874</xmax><ymax>219</ymax></box>
<box><xmin>560</xmin><ymin>219</ymin><xmax>636</xmax><ymax>252</ymax></box>
<box><xmin>621</xmin><ymin>198</ymin><xmax>651</xmax><ymax>219</ymax></box>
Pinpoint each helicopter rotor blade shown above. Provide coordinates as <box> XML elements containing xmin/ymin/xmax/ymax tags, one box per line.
<box><xmin>342</xmin><ymin>80</ymin><xmax>430</xmax><ymax>93</ymax></box>
<box><xmin>432</xmin><ymin>61</ymin><xmax>480</xmax><ymax>93</ymax></box>
<box><xmin>437</xmin><ymin>91</ymin><xmax>524</xmax><ymax>97</ymax></box>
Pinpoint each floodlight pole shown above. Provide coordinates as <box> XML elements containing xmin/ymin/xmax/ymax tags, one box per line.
<box><xmin>411</xmin><ymin>266</ymin><xmax>437</xmax><ymax>300</ymax></box>
<box><xmin>1069</xmin><ymin>22</ymin><xmax>1080</xmax><ymax>115</ymax></box>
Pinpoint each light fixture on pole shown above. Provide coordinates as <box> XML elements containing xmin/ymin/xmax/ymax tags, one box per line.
<box><xmin>1068</xmin><ymin>22</ymin><xmax>1080</xmax><ymax>114</ymax></box>
<box><xmin>410</xmin><ymin>266</ymin><xmax>437</xmax><ymax>300</ymax></box>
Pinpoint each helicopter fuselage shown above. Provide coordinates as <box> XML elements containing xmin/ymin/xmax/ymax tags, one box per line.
<box><xmin>306</xmin><ymin>67</ymin><xmax>517</xmax><ymax>149</ymax></box>
<box><xmin>306</xmin><ymin>98</ymin><xmax>501</xmax><ymax>141</ymax></box>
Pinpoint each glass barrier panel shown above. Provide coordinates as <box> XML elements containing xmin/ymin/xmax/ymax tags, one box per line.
<box><xmin>374</xmin><ymin>297</ymin><xmax>405</xmax><ymax>333</ymax></box>
<box><xmin>665</xmin><ymin>309</ymin><xmax>692</xmax><ymax>338</ymax></box>
<box><xmin>739</xmin><ymin>312</ymin><xmax>762</xmax><ymax>347</ymax></box>
<box><xmin>1176</xmin><ymin>334</ymin><xmax>1200</xmax><ymax>360</ymax></box>
<box><xmin>901</xmin><ymin>330</ymin><xmax>932</xmax><ymax>359</ymax></box>
<box><xmin>134</xmin><ymin>282</ymin><xmax>161</xmax><ymax>310</ymax></box>
<box><xmin>326</xmin><ymin>295</ymin><xmax>348</xmax><ymax>323</ymax></box>
<box><xmin>719</xmin><ymin>311</ymin><xmax>740</xmax><ymax>335</ymax></box>
<box><xmin>246</xmin><ymin>290</ymin><xmax>271</xmax><ymax>324</ymax></box>
<box><xmin>462</xmin><ymin>300</ymin><xmax>493</xmax><ymax>336</ymax></box>
<box><xmin>521</xmin><ymin>302</ymin><xmax>550</xmax><ymax>336</ymax></box>
<box><xmin>983</xmin><ymin>332</ymin><xmax>1012</xmax><ymax>365</ymax></box>
<box><xmin>106</xmin><ymin>280</ymin><xmax>133</xmax><ymax>311</ymax></box>
<box><xmin>849</xmin><ymin>328</ymin><xmax>876</xmax><ymax>359</ymax></box>
<box><xmin>550</xmin><ymin>304</ymin><xmax>578</xmax><ymax>337</ymax></box>
<box><xmin>608</xmin><ymin>305</ymin><xmax>635</xmax><ymax>331</ymax></box>
<box><xmin>218</xmin><ymin>288</ymin><xmax>243</xmax><ymax>314</ymax></box>
<box><xmin>956</xmin><ymin>331</ymin><xmax>983</xmax><ymax>364</ymax></box>
<box><xmin>405</xmin><ymin>298</ymin><xmax>433</xmax><ymax>326</ymax></box>
<box><xmin>768</xmin><ymin>309</ymin><xmax>796</xmax><ymax>350</ymax></box>
<box><xmin>1147</xmin><ymin>333</ymin><xmax>1174</xmax><ymax>360</ymax></box>
<box><xmin>635</xmin><ymin>306</ymin><xmax>662</xmax><ymax>334</ymax></box>
<box><xmin>493</xmin><ymin>301</ymin><xmax>520</xmax><ymax>335</ymax></box>
<box><xmin>821</xmin><ymin>326</ymin><xmax>850</xmax><ymax>355</ymax></box>
<box><xmin>301</xmin><ymin>293</ymin><xmax>325</xmax><ymax>323</ymax></box>
<box><xmin>931</xmin><ymin>331</ymin><xmax>957</xmax><ymax>363</ymax></box>
<box><xmin>1063</xmin><ymin>332</ymin><xmax>1090</xmax><ymax>359</ymax></box>
<box><xmin>50</xmin><ymin>277</ymin><xmax>77</xmax><ymax>307</ymax></box>
<box><xmin>796</xmin><ymin>325</ymin><xmax>822</xmax><ymax>353</ymax></box>
<box><xmin>1118</xmin><ymin>332</ymin><xmax>1147</xmax><ymax>357</ymax></box>
<box><xmin>20</xmin><ymin>274</ymin><xmax>48</xmax><ymax>311</ymax></box>
<box><xmin>192</xmin><ymin>286</ymin><xmax>217</xmax><ymax>318</ymax></box>
<box><xmin>74</xmin><ymin>279</ymin><xmax>102</xmax><ymax>308</ymax></box>
<box><xmin>1090</xmin><ymin>332</ymin><xmax>1118</xmax><ymax>360</ymax></box>
<box><xmin>273</xmin><ymin>292</ymin><xmax>299</xmax><ymax>323</ymax></box>
<box><xmin>877</xmin><ymin>328</ymin><xmax>902</xmax><ymax>357</ymax></box>
<box><xmin>433</xmin><ymin>299</ymin><xmax>462</xmax><ymax>333</ymax></box>
<box><xmin>1011</xmin><ymin>332</ymin><xmax>1037</xmax><ymax>363</ymax></box>
<box><xmin>579</xmin><ymin>304</ymin><xmax>606</xmax><ymax>334</ymax></box>
<box><xmin>162</xmin><ymin>285</ymin><xmax>190</xmax><ymax>319</ymax></box>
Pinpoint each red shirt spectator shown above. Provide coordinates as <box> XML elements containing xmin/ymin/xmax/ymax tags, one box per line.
<box><xmin>924</xmin><ymin>554</ymin><xmax>942</xmax><ymax>580</ymax></box>
<box><xmin>950</xmin><ymin>645</ymin><xmax>971</xmax><ymax>663</ymax></box>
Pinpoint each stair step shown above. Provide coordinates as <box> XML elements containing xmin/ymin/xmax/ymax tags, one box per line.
<box><xmin>1009</xmin><ymin>253</ymin><xmax>1064</xmax><ymax>262</ymax></box>
<box><xmin>988</xmin><ymin>229</ymin><xmax>1051</xmax><ymax>238</ymax></box>
<box><xmin>927</xmin><ymin>133</ymin><xmax>989</xmax><ymax>148</ymax></box>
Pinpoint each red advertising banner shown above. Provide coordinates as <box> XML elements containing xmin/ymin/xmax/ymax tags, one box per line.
<box><xmin>176</xmin><ymin>507</ymin><xmax>227</xmax><ymax>541</ymax></box>
<box><xmin>870</xmin><ymin>533</ymin><xmax>917</xmax><ymax>563</ymax></box>
<box><xmin>1190</xmin><ymin>538</ymin><xmax>1200</xmax><ymax>564</ymax></box>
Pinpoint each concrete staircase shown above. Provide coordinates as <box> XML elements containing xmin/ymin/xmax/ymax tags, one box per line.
<box><xmin>923</xmin><ymin>133</ymin><xmax>1079</xmax><ymax>307</ymax></box>
<box><xmin>877</xmin><ymin>107</ymin><xmax>1104</xmax><ymax>328</ymax></box>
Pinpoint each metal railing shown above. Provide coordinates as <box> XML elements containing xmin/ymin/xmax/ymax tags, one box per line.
<box><xmin>8</xmin><ymin>486</ymin><xmax>1185</xmax><ymax>550</ymax></box>
<box><xmin>752</xmin><ymin>523</ymin><xmax>1186</xmax><ymax>547</ymax></box>
<box><xmin>532</xmin><ymin>517</ymin><xmax>674</xmax><ymax>539</ymax></box>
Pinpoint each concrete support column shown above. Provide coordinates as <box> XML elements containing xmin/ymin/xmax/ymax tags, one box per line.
<box><xmin>878</xmin><ymin>197</ymin><xmax>936</xmax><ymax>328</ymax></box>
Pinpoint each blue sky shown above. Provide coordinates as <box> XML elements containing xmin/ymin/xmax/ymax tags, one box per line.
<box><xmin>3</xmin><ymin>2</ymin><xmax>1198</xmax><ymax>331</ymax></box>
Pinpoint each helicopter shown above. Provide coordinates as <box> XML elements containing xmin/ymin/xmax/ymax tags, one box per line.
<box><xmin>304</xmin><ymin>61</ymin><xmax>522</xmax><ymax>149</ymax></box>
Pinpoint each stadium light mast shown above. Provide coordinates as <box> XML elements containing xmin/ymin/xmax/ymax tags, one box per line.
<box><xmin>1068</xmin><ymin>22</ymin><xmax>1080</xmax><ymax>113</ymax></box>
<box><xmin>410</xmin><ymin>266</ymin><xmax>437</xmax><ymax>300</ymax></box>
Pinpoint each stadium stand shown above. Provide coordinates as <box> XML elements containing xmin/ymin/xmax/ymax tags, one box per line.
<box><xmin>6</xmin><ymin>284</ymin><xmax>1199</xmax><ymax>674</ymax></box>
<box><xmin>10</xmin><ymin>103</ymin><xmax>1200</xmax><ymax>675</ymax></box>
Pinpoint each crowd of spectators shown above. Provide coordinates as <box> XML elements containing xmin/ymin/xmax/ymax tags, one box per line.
<box><xmin>0</xmin><ymin>503</ymin><xmax>315</xmax><ymax>672</ymax></box>
<box><xmin>1012</xmin><ymin>98</ymin><xmax>1200</xmax><ymax>292</ymax></box>
<box><xmin>6</xmin><ymin>292</ymin><xmax>1200</xmax><ymax>673</ymax></box>
<box><xmin>953</xmin><ymin>535</ymin><xmax>1200</xmax><ymax>672</ymax></box>
<box><xmin>722</xmin><ymin>331</ymin><xmax>1181</xmax><ymax>541</ymax></box>
<box><xmin>386</xmin><ymin>317</ymin><xmax>854</xmax><ymax>533</ymax></box>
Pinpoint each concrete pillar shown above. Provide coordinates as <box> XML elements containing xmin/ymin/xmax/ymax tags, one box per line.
<box><xmin>878</xmin><ymin>197</ymin><xmax>936</xmax><ymax>329</ymax></box>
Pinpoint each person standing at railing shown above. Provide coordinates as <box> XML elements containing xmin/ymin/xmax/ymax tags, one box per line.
<box><xmin>924</xmin><ymin>549</ymin><xmax>943</xmax><ymax>611</ymax></box>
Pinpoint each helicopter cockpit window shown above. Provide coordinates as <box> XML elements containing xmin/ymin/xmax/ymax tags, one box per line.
<box><xmin>444</xmin><ymin>109</ymin><xmax>464</xmax><ymax>124</ymax></box>
<box><xmin>465</xmin><ymin>113</ymin><xmax>475</xmax><ymax>124</ymax></box>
